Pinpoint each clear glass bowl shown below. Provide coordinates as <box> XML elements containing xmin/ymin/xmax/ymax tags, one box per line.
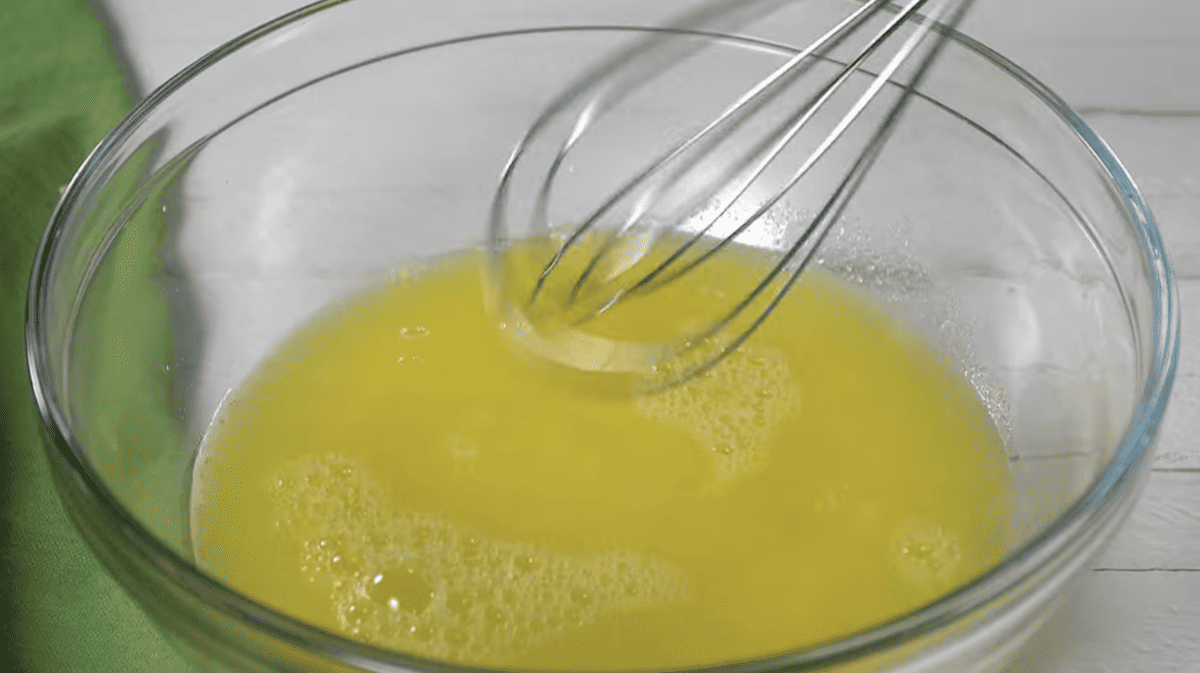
<box><xmin>26</xmin><ymin>1</ymin><xmax>1178</xmax><ymax>671</ymax></box>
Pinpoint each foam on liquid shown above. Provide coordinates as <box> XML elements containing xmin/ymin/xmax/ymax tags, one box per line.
<box><xmin>190</xmin><ymin>246</ymin><xmax>1010</xmax><ymax>670</ymax></box>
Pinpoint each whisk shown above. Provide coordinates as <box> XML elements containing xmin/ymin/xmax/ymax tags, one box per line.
<box><xmin>489</xmin><ymin>0</ymin><xmax>976</xmax><ymax>391</ymax></box>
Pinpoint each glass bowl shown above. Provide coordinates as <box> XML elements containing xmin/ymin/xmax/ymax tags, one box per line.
<box><xmin>26</xmin><ymin>0</ymin><xmax>1178</xmax><ymax>671</ymax></box>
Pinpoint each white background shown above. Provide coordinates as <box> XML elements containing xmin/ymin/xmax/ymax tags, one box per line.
<box><xmin>98</xmin><ymin>0</ymin><xmax>1200</xmax><ymax>670</ymax></box>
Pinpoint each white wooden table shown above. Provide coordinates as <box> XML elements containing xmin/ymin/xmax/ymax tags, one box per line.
<box><xmin>98</xmin><ymin>0</ymin><xmax>1200</xmax><ymax>670</ymax></box>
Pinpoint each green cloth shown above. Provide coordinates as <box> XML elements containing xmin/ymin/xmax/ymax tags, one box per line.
<box><xmin>0</xmin><ymin>1</ymin><xmax>197</xmax><ymax>670</ymax></box>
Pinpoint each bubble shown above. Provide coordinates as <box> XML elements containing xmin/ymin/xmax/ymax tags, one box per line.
<box><xmin>412</xmin><ymin>526</ymin><xmax>431</xmax><ymax>548</ymax></box>
<box><xmin>368</xmin><ymin>565</ymin><xmax>433</xmax><ymax>614</ymax></box>
<box><xmin>514</xmin><ymin>555</ymin><xmax>540</xmax><ymax>573</ymax></box>
<box><xmin>892</xmin><ymin>520</ymin><xmax>963</xmax><ymax>589</ymax></box>
<box><xmin>445</xmin><ymin>627</ymin><xmax>470</xmax><ymax>647</ymax></box>
<box><xmin>485</xmin><ymin>606</ymin><xmax>506</xmax><ymax>627</ymax></box>
<box><xmin>329</xmin><ymin>463</ymin><xmax>355</xmax><ymax>479</ymax></box>
<box><xmin>446</xmin><ymin>591</ymin><xmax>473</xmax><ymax>614</ymax></box>
<box><xmin>272</xmin><ymin>455</ymin><xmax>689</xmax><ymax>664</ymax></box>
<box><xmin>635</xmin><ymin>344</ymin><xmax>801</xmax><ymax>483</ymax></box>
<box><xmin>346</xmin><ymin>598</ymin><xmax>375</xmax><ymax>624</ymax></box>
<box><xmin>966</xmin><ymin>364</ymin><xmax>1013</xmax><ymax>447</ymax></box>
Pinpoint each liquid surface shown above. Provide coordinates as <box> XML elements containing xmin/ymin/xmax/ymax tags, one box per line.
<box><xmin>191</xmin><ymin>248</ymin><xmax>1010</xmax><ymax>670</ymax></box>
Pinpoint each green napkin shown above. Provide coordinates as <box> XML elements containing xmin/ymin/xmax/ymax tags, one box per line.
<box><xmin>0</xmin><ymin>1</ymin><xmax>197</xmax><ymax>670</ymax></box>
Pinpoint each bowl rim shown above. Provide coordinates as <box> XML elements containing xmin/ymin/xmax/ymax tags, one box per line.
<box><xmin>26</xmin><ymin>2</ymin><xmax>1181</xmax><ymax>671</ymax></box>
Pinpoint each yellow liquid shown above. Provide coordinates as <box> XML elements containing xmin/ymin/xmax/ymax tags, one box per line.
<box><xmin>191</xmin><ymin>248</ymin><xmax>1010</xmax><ymax>670</ymax></box>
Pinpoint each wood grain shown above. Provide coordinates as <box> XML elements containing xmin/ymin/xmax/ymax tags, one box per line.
<box><xmin>1010</xmin><ymin>571</ymin><xmax>1200</xmax><ymax>673</ymax></box>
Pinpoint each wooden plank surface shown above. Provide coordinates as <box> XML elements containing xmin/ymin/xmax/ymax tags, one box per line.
<box><xmin>94</xmin><ymin>1</ymin><xmax>1200</xmax><ymax>671</ymax></box>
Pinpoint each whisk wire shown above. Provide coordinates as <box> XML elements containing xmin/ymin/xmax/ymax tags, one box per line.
<box><xmin>528</xmin><ymin>0</ymin><xmax>895</xmax><ymax>305</ymax></box>
<box><xmin>493</xmin><ymin>0</ymin><xmax>978</xmax><ymax>388</ymax></box>
<box><xmin>580</xmin><ymin>0</ymin><xmax>945</xmax><ymax>309</ymax></box>
<box><xmin>658</xmin><ymin>0</ymin><xmax>972</xmax><ymax>380</ymax></box>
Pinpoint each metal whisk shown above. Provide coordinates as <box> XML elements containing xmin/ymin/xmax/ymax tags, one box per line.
<box><xmin>489</xmin><ymin>0</ymin><xmax>976</xmax><ymax>391</ymax></box>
